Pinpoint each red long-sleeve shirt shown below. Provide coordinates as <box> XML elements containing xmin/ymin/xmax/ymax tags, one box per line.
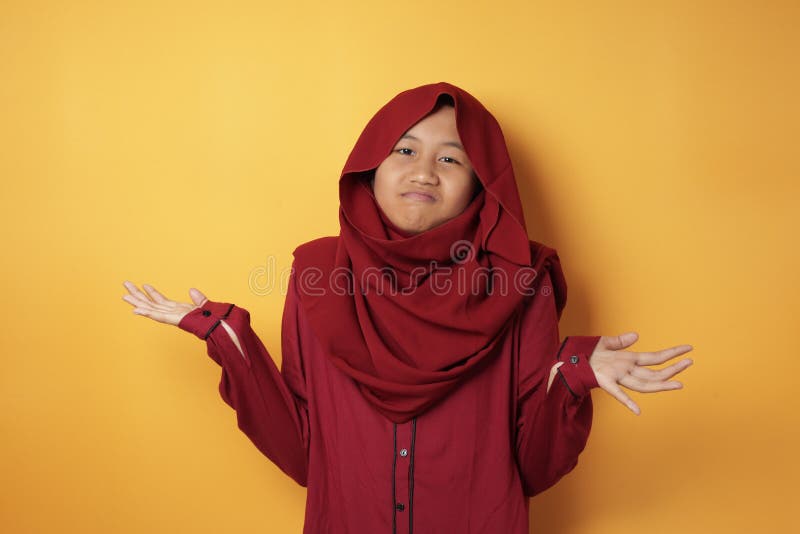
<box><xmin>178</xmin><ymin>267</ymin><xmax>601</xmax><ymax>534</ymax></box>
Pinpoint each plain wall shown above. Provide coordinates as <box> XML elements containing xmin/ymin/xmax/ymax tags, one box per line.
<box><xmin>1</xmin><ymin>0</ymin><xmax>797</xmax><ymax>532</ymax></box>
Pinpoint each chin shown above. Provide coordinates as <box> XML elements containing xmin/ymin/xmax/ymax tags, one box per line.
<box><xmin>409</xmin><ymin>221</ymin><xmax>442</xmax><ymax>234</ymax></box>
<box><xmin>393</xmin><ymin>212</ymin><xmax>445</xmax><ymax>234</ymax></box>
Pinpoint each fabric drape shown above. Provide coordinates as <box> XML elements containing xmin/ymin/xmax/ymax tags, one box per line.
<box><xmin>291</xmin><ymin>82</ymin><xmax>566</xmax><ymax>423</ymax></box>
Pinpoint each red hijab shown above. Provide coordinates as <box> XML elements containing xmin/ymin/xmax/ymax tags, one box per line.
<box><xmin>291</xmin><ymin>82</ymin><xmax>567</xmax><ymax>423</ymax></box>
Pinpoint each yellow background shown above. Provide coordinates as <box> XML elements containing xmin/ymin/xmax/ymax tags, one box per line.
<box><xmin>2</xmin><ymin>0</ymin><xmax>798</xmax><ymax>532</ymax></box>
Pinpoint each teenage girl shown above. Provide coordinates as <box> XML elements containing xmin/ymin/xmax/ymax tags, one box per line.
<box><xmin>122</xmin><ymin>82</ymin><xmax>693</xmax><ymax>533</ymax></box>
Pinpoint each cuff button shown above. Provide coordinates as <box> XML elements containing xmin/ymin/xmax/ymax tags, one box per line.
<box><xmin>202</xmin><ymin>310</ymin><xmax>212</xmax><ymax>317</ymax></box>
<box><xmin>570</xmin><ymin>354</ymin><xmax>580</xmax><ymax>364</ymax></box>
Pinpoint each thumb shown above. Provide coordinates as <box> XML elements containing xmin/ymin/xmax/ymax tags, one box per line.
<box><xmin>602</xmin><ymin>331</ymin><xmax>639</xmax><ymax>351</ymax></box>
<box><xmin>189</xmin><ymin>287</ymin><xmax>209</xmax><ymax>307</ymax></box>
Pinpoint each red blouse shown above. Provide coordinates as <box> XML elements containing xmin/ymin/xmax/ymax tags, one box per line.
<box><xmin>178</xmin><ymin>254</ymin><xmax>601</xmax><ymax>534</ymax></box>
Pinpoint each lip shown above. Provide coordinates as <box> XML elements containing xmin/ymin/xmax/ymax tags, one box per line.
<box><xmin>401</xmin><ymin>191</ymin><xmax>436</xmax><ymax>202</ymax></box>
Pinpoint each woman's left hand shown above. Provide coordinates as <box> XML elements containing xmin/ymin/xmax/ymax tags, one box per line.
<box><xmin>553</xmin><ymin>332</ymin><xmax>693</xmax><ymax>415</ymax></box>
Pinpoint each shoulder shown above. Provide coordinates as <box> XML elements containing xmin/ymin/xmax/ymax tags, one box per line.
<box><xmin>526</xmin><ymin>239</ymin><xmax>568</xmax><ymax>319</ymax></box>
<box><xmin>528</xmin><ymin>239</ymin><xmax>559</xmax><ymax>271</ymax></box>
<box><xmin>292</xmin><ymin>236</ymin><xmax>338</xmax><ymax>266</ymax></box>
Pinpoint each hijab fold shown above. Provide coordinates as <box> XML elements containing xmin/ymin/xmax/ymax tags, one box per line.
<box><xmin>291</xmin><ymin>82</ymin><xmax>566</xmax><ymax>423</ymax></box>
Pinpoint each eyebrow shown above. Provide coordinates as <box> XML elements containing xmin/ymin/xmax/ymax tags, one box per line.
<box><xmin>399</xmin><ymin>134</ymin><xmax>465</xmax><ymax>151</ymax></box>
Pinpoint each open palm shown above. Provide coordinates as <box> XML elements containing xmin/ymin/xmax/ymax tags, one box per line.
<box><xmin>121</xmin><ymin>281</ymin><xmax>246</xmax><ymax>358</ymax></box>
<box><xmin>589</xmin><ymin>332</ymin><xmax>693</xmax><ymax>415</ymax></box>
<box><xmin>121</xmin><ymin>281</ymin><xmax>208</xmax><ymax>326</ymax></box>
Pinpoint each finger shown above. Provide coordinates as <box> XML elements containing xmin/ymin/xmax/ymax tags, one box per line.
<box><xmin>619</xmin><ymin>374</ymin><xmax>683</xmax><ymax>393</ymax></box>
<box><xmin>189</xmin><ymin>288</ymin><xmax>208</xmax><ymax>307</ymax></box>
<box><xmin>122</xmin><ymin>293</ymin><xmax>173</xmax><ymax>313</ymax></box>
<box><xmin>123</xmin><ymin>281</ymin><xmax>168</xmax><ymax>311</ymax></box>
<box><xmin>142</xmin><ymin>284</ymin><xmax>171</xmax><ymax>305</ymax></box>
<box><xmin>600</xmin><ymin>332</ymin><xmax>639</xmax><ymax>351</ymax></box>
<box><xmin>630</xmin><ymin>358</ymin><xmax>693</xmax><ymax>381</ymax></box>
<box><xmin>122</xmin><ymin>293</ymin><xmax>157</xmax><ymax>310</ymax></box>
<box><xmin>600</xmin><ymin>379</ymin><xmax>641</xmax><ymax>415</ymax></box>
<box><xmin>123</xmin><ymin>281</ymin><xmax>157</xmax><ymax>305</ymax></box>
<box><xmin>635</xmin><ymin>345</ymin><xmax>694</xmax><ymax>366</ymax></box>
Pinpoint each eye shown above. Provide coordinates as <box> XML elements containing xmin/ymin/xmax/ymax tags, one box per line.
<box><xmin>440</xmin><ymin>156</ymin><xmax>460</xmax><ymax>164</ymax></box>
<box><xmin>395</xmin><ymin>147</ymin><xmax>414</xmax><ymax>155</ymax></box>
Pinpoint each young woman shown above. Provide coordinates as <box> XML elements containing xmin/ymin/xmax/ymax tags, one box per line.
<box><xmin>122</xmin><ymin>82</ymin><xmax>693</xmax><ymax>533</ymax></box>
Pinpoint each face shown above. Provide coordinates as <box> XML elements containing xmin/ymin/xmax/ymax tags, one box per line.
<box><xmin>371</xmin><ymin>105</ymin><xmax>481</xmax><ymax>235</ymax></box>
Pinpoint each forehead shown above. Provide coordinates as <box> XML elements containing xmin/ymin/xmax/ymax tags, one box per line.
<box><xmin>401</xmin><ymin>106</ymin><xmax>461</xmax><ymax>143</ymax></box>
<box><xmin>407</xmin><ymin>105</ymin><xmax>456</xmax><ymax>130</ymax></box>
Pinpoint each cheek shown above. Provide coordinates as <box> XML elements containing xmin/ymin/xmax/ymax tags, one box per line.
<box><xmin>374</xmin><ymin>159</ymin><xmax>406</xmax><ymax>194</ymax></box>
<box><xmin>372</xmin><ymin>171</ymin><xmax>387</xmax><ymax>197</ymax></box>
<box><xmin>449</xmin><ymin>176</ymin><xmax>477</xmax><ymax>208</ymax></box>
<box><xmin>371</xmin><ymin>167</ymin><xmax>396</xmax><ymax>210</ymax></box>
<box><xmin>372</xmin><ymin>161</ymin><xmax>393</xmax><ymax>190</ymax></box>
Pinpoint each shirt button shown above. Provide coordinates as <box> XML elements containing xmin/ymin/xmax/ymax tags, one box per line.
<box><xmin>202</xmin><ymin>310</ymin><xmax>212</xmax><ymax>317</ymax></box>
<box><xmin>570</xmin><ymin>354</ymin><xmax>580</xmax><ymax>364</ymax></box>
<box><xmin>396</xmin><ymin>503</ymin><xmax>405</xmax><ymax>511</ymax></box>
<box><xmin>399</xmin><ymin>448</ymin><xmax>408</xmax><ymax>457</ymax></box>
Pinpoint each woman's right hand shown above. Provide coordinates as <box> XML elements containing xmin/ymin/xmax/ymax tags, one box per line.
<box><xmin>122</xmin><ymin>281</ymin><xmax>209</xmax><ymax>326</ymax></box>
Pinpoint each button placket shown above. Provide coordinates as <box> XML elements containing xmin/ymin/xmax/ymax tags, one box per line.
<box><xmin>396</xmin><ymin>443</ymin><xmax>409</xmax><ymax>513</ymax></box>
<box><xmin>392</xmin><ymin>421</ymin><xmax>413</xmax><ymax>533</ymax></box>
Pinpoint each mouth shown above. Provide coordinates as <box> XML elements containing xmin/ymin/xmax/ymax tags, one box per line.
<box><xmin>401</xmin><ymin>192</ymin><xmax>436</xmax><ymax>202</ymax></box>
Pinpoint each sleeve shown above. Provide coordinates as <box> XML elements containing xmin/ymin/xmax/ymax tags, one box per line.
<box><xmin>177</xmin><ymin>274</ymin><xmax>310</xmax><ymax>488</ymax></box>
<box><xmin>514</xmin><ymin>267</ymin><xmax>601</xmax><ymax>498</ymax></box>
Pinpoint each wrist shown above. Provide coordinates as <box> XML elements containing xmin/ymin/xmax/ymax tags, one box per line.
<box><xmin>177</xmin><ymin>300</ymin><xmax>235</xmax><ymax>340</ymax></box>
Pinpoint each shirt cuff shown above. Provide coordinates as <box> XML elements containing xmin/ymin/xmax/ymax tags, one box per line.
<box><xmin>177</xmin><ymin>300</ymin><xmax>236</xmax><ymax>340</ymax></box>
<box><xmin>555</xmin><ymin>335</ymin><xmax>602</xmax><ymax>398</ymax></box>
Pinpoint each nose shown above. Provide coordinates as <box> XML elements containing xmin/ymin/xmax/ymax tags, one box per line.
<box><xmin>409</xmin><ymin>158</ymin><xmax>439</xmax><ymax>185</ymax></box>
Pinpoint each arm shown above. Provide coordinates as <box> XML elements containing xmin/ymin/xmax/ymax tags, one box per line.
<box><xmin>514</xmin><ymin>268</ymin><xmax>601</xmax><ymax>498</ymax></box>
<box><xmin>177</xmin><ymin>276</ymin><xmax>310</xmax><ymax>488</ymax></box>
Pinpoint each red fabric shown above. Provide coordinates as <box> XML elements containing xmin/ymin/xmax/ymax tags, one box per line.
<box><xmin>176</xmin><ymin>81</ymin><xmax>603</xmax><ymax>532</ymax></box>
<box><xmin>178</xmin><ymin>266</ymin><xmax>600</xmax><ymax>533</ymax></box>
<box><xmin>292</xmin><ymin>81</ymin><xmax>567</xmax><ymax>424</ymax></box>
